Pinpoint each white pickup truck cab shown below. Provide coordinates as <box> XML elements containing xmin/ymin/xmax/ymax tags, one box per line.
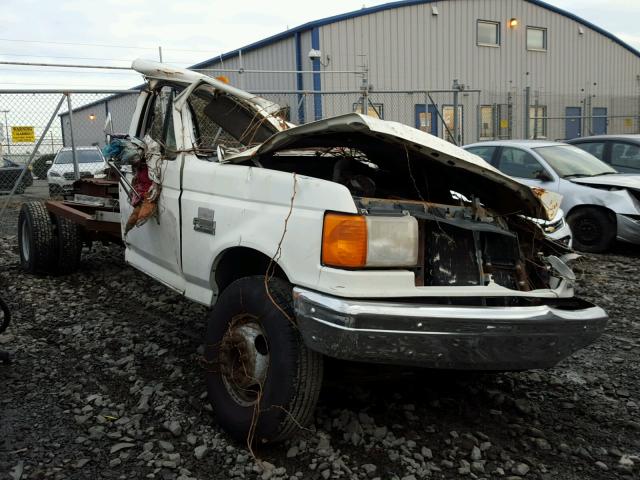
<box><xmin>18</xmin><ymin>60</ymin><xmax>608</xmax><ymax>444</ymax></box>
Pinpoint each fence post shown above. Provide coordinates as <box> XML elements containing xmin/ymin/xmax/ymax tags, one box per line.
<box><xmin>1</xmin><ymin>110</ymin><xmax>10</xmax><ymax>157</ymax></box>
<box><xmin>507</xmin><ymin>91</ymin><xmax>513</xmax><ymax>139</ymax></box>
<box><xmin>492</xmin><ymin>103</ymin><xmax>498</xmax><ymax>140</ymax></box>
<box><xmin>533</xmin><ymin>94</ymin><xmax>539</xmax><ymax>140</ymax></box>
<box><xmin>424</xmin><ymin>92</ymin><xmax>430</xmax><ymax>134</ymax></box>
<box><xmin>524</xmin><ymin>86</ymin><xmax>531</xmax><ymax>139</ymax></box>
<box><xmin>452</xmin><ymin>80</ymin><xmax>460</xmax><ymax>145</ymax></box>
<box><xmin>66</xmin><ymin>93</ymin><xmax>79</xmax><ymax>180</ymax></box>
<box><xmin>360</xmin><ymin>66</ymin><xmax>368</xmax><ymax>115</ymax></box>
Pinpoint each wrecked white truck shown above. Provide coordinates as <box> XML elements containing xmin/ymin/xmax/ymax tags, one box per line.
<box><xmin>17</xmin><ymin>60</ymin><xmax>608</xmax><ymax>444</ymax></box>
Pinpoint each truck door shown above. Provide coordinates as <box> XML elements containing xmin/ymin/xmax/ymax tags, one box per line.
<box><xmin>121</xmin><ymin>85</ymin><xmax>185</xmax><ymax>291</ymax></box>
<box><xmin>175</xmin><ymin>85</ymin><xmax>280</xmax><ymax>304</ymax></box>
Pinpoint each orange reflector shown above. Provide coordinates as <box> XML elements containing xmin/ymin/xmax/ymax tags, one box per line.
<box><xmin>322</xmin><ymin>213</ymin><xmax>367</xmax><ymax>268</ymax></box>
<box><xmin>215</xmin><ymin>75</ymin><xmax>230</xmax><ymax>84</ymax></box>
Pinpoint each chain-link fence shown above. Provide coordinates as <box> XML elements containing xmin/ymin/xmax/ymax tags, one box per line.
<box><xmin>0</xmin><ymin>91</ymin><xmax>138</xmax><ymax>223</ymax></box>
<box><xmin>1</xmin><ymin>85</ymin><xmax>639</xmax><ymax>227</ymax></box>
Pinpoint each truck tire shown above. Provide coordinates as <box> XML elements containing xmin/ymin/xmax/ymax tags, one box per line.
<box><xmin>18</xmin><ymin>202</ymin><xmax>58</xmax><ymax>274</ymax></box>
<box><xmin>53</xmin><ymin>214</ymin><xmax>82</xmax><ymax>274</ymax></box>
<box><xmin>204</xmin><ymin>275</ymin><xmax>323</xmax><ymax>444</ymax></box>
<box><xmin>567</xmin><ymin>207</ymin><xmax>616</xmax><ymax>253</ymax></box>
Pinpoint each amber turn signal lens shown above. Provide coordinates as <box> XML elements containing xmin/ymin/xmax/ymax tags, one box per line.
<box><xmin>322</xmin><ymin>213</ymin><xmax>367</xmax><ymax>268</ymax></box>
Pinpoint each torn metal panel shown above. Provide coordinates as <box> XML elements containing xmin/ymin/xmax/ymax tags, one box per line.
<box><xmin>132</xmin><ymin>59</ymin><xmax>286</xmax><ymax>137</ymax></box>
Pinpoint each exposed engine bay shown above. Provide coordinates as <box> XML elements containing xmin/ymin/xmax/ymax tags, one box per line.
<box><xmin>246</xmin><ymin>139</ymin><xmax>571</xmax><ymax>295</ymax></box>
<box><xmin>354</xmin><ymin>196</ymin><xmax>561</xmax><ymax>295</ymax></box>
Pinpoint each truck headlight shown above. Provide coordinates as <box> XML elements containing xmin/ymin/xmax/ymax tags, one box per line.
<box><xmin>321</xmin><ymin>213</ymin><xmax>419</xmax><ymax>268</ymax></box>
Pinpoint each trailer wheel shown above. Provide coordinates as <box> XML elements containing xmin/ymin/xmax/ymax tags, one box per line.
<box><xmin>53</xmin><ymin>214</ymin><xmax>82</xmax><ymax>274</ymax></box>
<box><xmin>204</xmin><ymin>276</ymin><xmax>323</xmax><ymax>444</ymax></box>
<box><xmin>18</xmin><ymin>202</ymin><xmax>57</xmax><ymax>274</ymax></box>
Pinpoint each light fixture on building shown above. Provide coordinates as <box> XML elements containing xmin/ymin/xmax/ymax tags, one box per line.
<box><xmin>578</xmin><ymin>26</ymin><xmax>585</xmax><ymax>35</ymax></box>
<box><xmin>308</xmin><ymin>49</ymin><xmax>322</xmax><ymax>60</ymax></box>
<box><xmin>509</xmin><ymin>18</ymin><xmax>519</xmax><ymax>28</ymax></box>
<box><xmin>431</xmin><ymin>5</ymin><xmax>439</xmax><ymax>15</ymax></box>
<box><xmin>88</xmin><ymin>113</ymin><xmax>96</xmax><ymax>121</ymax></box>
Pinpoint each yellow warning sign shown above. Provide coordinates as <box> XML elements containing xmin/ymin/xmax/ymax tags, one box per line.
<box><xmin>500</xmin><ymin>119</ymin><xmax>509</xmax><ymax>129</ymax></box>
<box><xmin>11</xmin><ymin>126</ymin><xmax>35</xmax><ymax>143</ymax></box>
<box><xmin>624</xmin><ymin>118</ymin><xmax>634</xmax><ymax>128</ymax></box>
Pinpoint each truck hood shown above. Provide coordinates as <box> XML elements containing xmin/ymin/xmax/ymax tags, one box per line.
<box><xmin>222</xmin><ymin>113</ymin><xmax>561</xmax><ymax>220</ymax></box>
<box><xmin>570</xmin><ymin>173</ymin><xmax>640</xmax><ymax>192</ymax></box>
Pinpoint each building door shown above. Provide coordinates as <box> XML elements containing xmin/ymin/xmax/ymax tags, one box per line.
<box><xmin>443</xmin><ymin>105</ymin><xmax>463</xmax><ymax>144</ymax></box>
<box><xmin>592</xmin><ymin>107</ymin><xmax>607</xmax><ymax>135</ymax></box>
<box><xmin>565</xmin><ymin>107</ymin><xmax>582</xmax><ymax>139</ymax></box>
<box><xmin>415</xmin><ymin>104</ymin><xmax>438</xmax><ymax>135</ymax></box>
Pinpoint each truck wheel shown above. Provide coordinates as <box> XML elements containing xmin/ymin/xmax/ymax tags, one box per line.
<box><xmin>567</xmin><ymin>207</ymin><xmax>615</xmax><ymax>253</ymax></box>
<box><xmin>18</xmin><ymin>202</ymin><xmax>58</xmax><ymax>274</ymax></box>
<box><xmin>204</xmin><ymin>276</ymin><xmax>323</xmax><ymax>444</ymax></box>
<box><xmin>52</xmin><ymin>214</ymin><xmax>82</xmax><ymax>274</ymax></box>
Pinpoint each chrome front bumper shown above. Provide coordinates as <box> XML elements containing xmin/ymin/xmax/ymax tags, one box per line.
<box><xmin>293</xmin><ymin>288</ymin><xmax>608</xmax><ymax>370</ymax></box>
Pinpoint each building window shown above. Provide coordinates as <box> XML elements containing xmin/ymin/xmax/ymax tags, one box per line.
<box><xmin>477</xmin><ymin>20</ymin><xmax>500</xmax><ymax>47</ymax></box>
<box><xmin>443</xmin><ymin>105</ymin><xmax>463</xmax><ymax>143</ymax></box>
<box><xmin>479</xmin><ymin>105</ymin><xmax>495</xmax><ymax>139</ymax></box>
<box><xmin>353</xmin><ymin>102</ymin><xmax>384</xmax><ymax>119</ymax></box>
<box><xmin>529</xmin><ymin>106</ymin><xmax>547</xmax><ymax>139</ymax></box>
<box><xmin>527</xmin><ymin>27</ymin><xmax>547</xmax><ymax>51</ymax></box>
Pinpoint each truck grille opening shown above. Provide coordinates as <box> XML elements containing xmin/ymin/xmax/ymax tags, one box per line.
<box><xmin>423</xmin><ymin>220</ymin><xmax>525</xmax><ymax>290</ymax></box>
<box><xmin>425</xmin><ymin>223</ymin><xmax>480</xmax><ymax>286</ymax></box>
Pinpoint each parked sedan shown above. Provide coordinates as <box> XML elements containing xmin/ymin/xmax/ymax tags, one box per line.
<box><xmin>47</xmin><ymin>146</ymin><xmax>107</xmax><ymax>196</ymax></box>
<box><xmin>567</xmin><ymin>135</ymin><xmax>640</xmax><ymax>173</ymax></box>
<box><xmin>463</xmin><ymin>140</ymin><xmax>640</xmax><ymax>252</ymax></box>
<box><xmin>0</xmin><ymin>157</ymin><xmax>33</xmax><ymax>194</ymax></box>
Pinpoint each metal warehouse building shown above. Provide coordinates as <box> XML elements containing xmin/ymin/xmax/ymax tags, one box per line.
<box><xmin>63</xmin><ymin>0</ymin><xmax>640</xmax><ymax>146</ymax></box>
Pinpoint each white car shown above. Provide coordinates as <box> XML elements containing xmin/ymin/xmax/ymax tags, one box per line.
<box><xmin>47</xmin><ymin>146</ymin><xmax>107</xmax><ymax>196</ymax></box>
<box><xmin>464</xmin><ymin>140</ymin><xmax>640</xmax><ymax>252</ymax></box>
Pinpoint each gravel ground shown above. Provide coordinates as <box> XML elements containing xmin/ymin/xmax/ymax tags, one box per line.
<box><xmin>0</xmin><ymin>204</ymin><xmax>639</xmax><ymax>480</ymax></box>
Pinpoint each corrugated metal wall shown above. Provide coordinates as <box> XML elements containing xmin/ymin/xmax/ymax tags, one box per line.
<box><xmin>60</xmin><ymin>0</ymin><xmax>640</xmax><ymax>144</ymax></box>
<box><xmin>318</xmin><ymin>0</ymin><xmax>640</xmax><ymax>141</ymax></box>
<box><xmin>197</xmin><ymin>37</ymin><xmax>298</xmax><ymax>91</ymax></box>
<box><xmin>60</xmin><ymin>93</ymin><xmax>139</xmax><ymax>147</ymax></box>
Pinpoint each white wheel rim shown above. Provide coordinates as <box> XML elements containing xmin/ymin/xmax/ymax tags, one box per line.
<box><xmin>219</xmin><ymin>315</ymin><xmax>270</xmax><ymax>407</ymax></box>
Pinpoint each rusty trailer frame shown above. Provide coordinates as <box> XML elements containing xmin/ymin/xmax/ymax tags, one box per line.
<box><xmin>46</xmin><ymin>178</ymin><xmax>123</xmax><ymax>243</ymax></box>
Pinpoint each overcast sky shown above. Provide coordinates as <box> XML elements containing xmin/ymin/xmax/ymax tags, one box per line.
<box><xmin>0</xmin><ymin>0</ymin><xmax>639</xmax><ymax>90</ymax></box>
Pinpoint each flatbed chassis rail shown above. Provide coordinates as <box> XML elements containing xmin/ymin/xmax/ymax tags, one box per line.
<box><xmin>46</xmin><ymin>178</ymin><xmax>122</xmax><ymax>243</ymax></box>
